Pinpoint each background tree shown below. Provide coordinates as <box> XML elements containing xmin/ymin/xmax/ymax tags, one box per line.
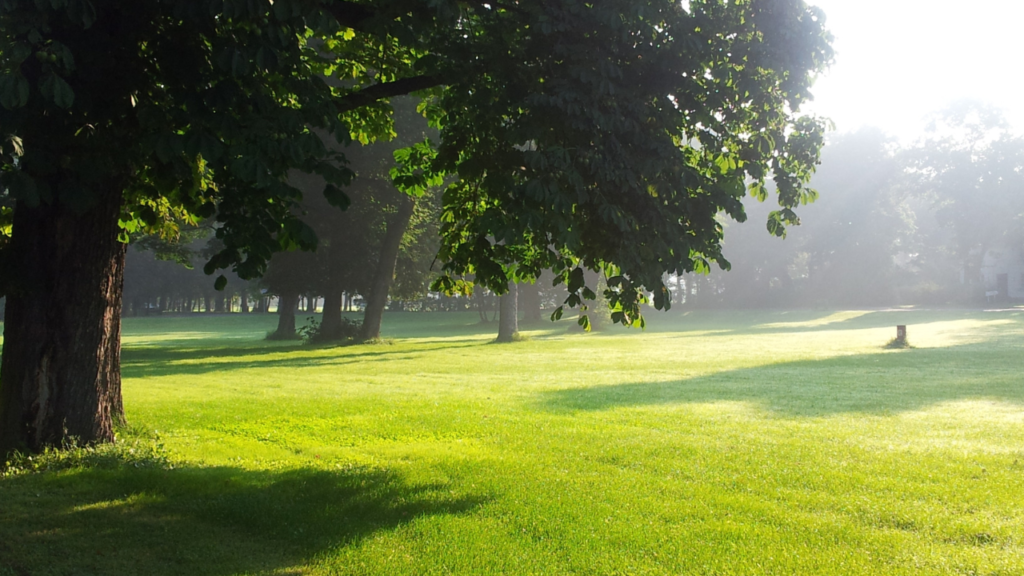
<box><xmin>390</xmin><ymin>189</ymin><xmax>442</xmax><ymax>310</ymax></box>
<box><xmin>906</xmin><ymin>101</ymin><xmax>1024</xmax><ymax>304</ymax></box>
<box><xmin>262</xmin><ymin>248</ymin><xmax>319</xmax><ymax>340</ymax></box>
<box><xmin>495</xmin><ymin>282</ymin><xmax>518</xmax><ymax>342</ymax></box>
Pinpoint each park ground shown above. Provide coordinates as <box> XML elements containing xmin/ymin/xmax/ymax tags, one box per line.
<box><xmin>1</xmin><ymin>308</ymin><xmax>1023</xmax><ymax>575</ymax></box>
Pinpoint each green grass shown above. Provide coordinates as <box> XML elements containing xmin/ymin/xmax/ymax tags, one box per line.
<box><xmin>2</xmin><ymin>309</ymin><xmax>1024</xmax><ymax>575</ymax></box>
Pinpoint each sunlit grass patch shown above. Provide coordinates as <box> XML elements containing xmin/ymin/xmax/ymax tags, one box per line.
<box><xmin>2</xmin><ymin>309</ymin><xmax>1023</xmax><ymax>575</ymax></box>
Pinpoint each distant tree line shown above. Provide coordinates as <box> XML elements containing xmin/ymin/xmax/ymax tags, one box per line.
<box><xmin>673</xmin><ymin>102</ymin><xmax>1024</xmax><ymax>309</ymax></box>
<box><xmin>125</xmin><ymin>102</ymin><xmax>1024</xmax><ymax>335</ymax></box>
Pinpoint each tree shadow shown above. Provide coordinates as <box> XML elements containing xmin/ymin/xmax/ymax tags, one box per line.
<box><xmin>539</xmin><ymin>344</ymin><xmax>1024</xmax><ymax>417</ymax></box>
<box><xmin>647</xmin><ymin>309</ymin><xmax>1023</xmax><ymax>337</ymax></box>
<box><xmin>121</xmin><ymin>338</ymin><xmax>489</xmax><ymax>379</ymax></box>
<box><xmin>0</xmin><ymin>458</ymin><xmax>488</xmax><ymax>575</ymax></box>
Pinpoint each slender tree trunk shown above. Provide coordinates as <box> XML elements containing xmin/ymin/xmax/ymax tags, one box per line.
<box><xmin>496</xmin><ymin>282</ymin><xmax>519</xmax><ymax>342</ymax></box>
<box><xmin>0</xmin><ymin>190</ymin><xmax>126</xmax><ymax>455</ymax></box>
<box><xmin>319</xmin><ymin>289</ymin><xmax>344</xmax><ymax>340</ymax></box>
<box><xmin>271</xmin><ymin>292</ymin><xmax>298</xmax><ymax>339</ymax></box>
<box><xmin>362</xmin><ymin>196</ymin><xmax>416</xmax><ymax>341</ymax></box>
<box><xmin>520</xmin><ymin>280</ymin><xmax>541</xmax><ymax>322</ymax></box>
<box><xmin>476</xmin><ymin>291</ymin><xmax>487</xmax><ymax>323</ymax></box>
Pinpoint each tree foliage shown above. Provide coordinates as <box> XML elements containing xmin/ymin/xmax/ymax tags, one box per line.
<box><xmin>415</xmin><ymin>0</ymin><xmax>833</xmax><ymax>324</ymax></box>
<box><xmin>0</xmin><ymin>0</ymin><xmax>363</xmax><ymax>294</ymax></box>
<box><xmin>906</xmin><ymin>102</ymin><xmax>1024</xmax><ymax>300</ymax></box>
<box><xmin>0</xmin><ymin>0</ymin><xmax>833</xmax><ymax>321</ymax></box>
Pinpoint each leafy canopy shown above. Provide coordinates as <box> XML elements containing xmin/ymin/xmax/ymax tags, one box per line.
<box><xmin>0</xmin><ymin>0</ymin><xmax>833</xmax><ymax>324</ymax></box>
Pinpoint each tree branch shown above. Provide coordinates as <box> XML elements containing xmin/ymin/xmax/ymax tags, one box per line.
<box><xmin>334</xmin><ymin>75</ymin><xmax>445</xmax><ymax>113</ymax></box>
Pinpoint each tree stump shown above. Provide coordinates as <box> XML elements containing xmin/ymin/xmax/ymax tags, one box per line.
<box><xmin>896</xmin><ymin>325</ymin><xmax>907</xmax><ymax>345</ymax></box>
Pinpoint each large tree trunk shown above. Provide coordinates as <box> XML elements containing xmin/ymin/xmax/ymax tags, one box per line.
<box><xmin>319</xmin><ymin>289</ymin><xmax>344</xmax><ymax>340</ymax></box>
<box><xmin>270</xmin><ymin>292</ymin><xmax>298</xmax><ymax>339</ymax></box>
<box><xmin>0</xmin><ymin>191</ymin><xmax>126</xmax><ymax>455</ymax></box>
<box><xmin>361</xmin><ymin>196</ymin><xmax>415</xmax><ymax>341</ymax></box>
<box><xmin>496</xmin><ymin>282</ymin><xmax>519</xmax><ymax>342</ymax></box>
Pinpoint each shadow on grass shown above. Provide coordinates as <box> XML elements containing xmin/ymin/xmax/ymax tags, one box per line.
<box><xmin>0</xmin><ymin>458</ymin><xmax>487</xmax><ymax>576</ymax></box>
<box><xmin>647</xmin><ymin>309</ymin><xmax>1024</xmax><ymax>337</ymax></box>
<box><xmin>121</xmin><ymin>338</ymin><xmax>489</xmax><ymax>379</ymax></box>
<box><xmin>540</xmin><ymin>345</ymin><xmax>1024</xmax><ymax>417</ymax></box>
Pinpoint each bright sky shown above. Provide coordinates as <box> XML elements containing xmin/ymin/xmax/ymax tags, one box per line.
<box><xmin>802</xmin><ymin>0</ymin><xmax>1024</xmax><ymax>142</ymax></box>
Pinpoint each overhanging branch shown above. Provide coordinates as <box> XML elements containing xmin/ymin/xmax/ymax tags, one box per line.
<box><xmin>334</xmin><ymin>75</ymin><xmax>445</xmax><ymax>113</ymax></box>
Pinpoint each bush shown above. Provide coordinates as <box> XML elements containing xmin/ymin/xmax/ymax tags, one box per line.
<box><xmin>298</xmin><ymin>316</ymin><xmax>363</xmax><ymax>344</ymax></box>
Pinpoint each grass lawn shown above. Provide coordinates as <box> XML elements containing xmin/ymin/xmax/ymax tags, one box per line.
<box><xmin>1</xmin><ymin>308</ymin><xmax>1023</xmax><ymax>575</ymax></box>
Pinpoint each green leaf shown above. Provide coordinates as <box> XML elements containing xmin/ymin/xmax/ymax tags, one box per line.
<box><xmin>39</xmin><ymin>72</ymin><xmax>74</xmax><ymax>108</ymax></box>
<box><xmin>10</xmin><ymin>43</ymin><xmax>31</xmax><ymax>64</ymax></box>
<box><xmin>323</xmin><ymin>185</ymin><xmax>350</xmax><ymax>210</ymax></box>
<box><xmin>16</xmin><ymin>76</ymin><xmax>28</xmax><ymax>107</ymax></box>
<box><xmin>577</xmin><ymin>314</ymin><xmax>591</xmax><ymax>332</ymax></box>
<box><xmin>214</xmin><ymin>275</ymin><xmax>227</xmax><ymax>291</ymax></box>
<box><xmin>80</xmin><ymin>0</ymin><xmax>97</xmax><ymax>28</ymax></box>
<box><xmin>567</xmin><ymin>267</ymin><xmax>585</xmax><ymax>293</ymax></box>
<box><xmin>4</xmin><ymin>172</ymin><xmax>39</xmax><ymax>206</ymax></box>
<box><xmin>0</xmin><ymin>74</ymin><xmax>29</xmax><ymax>109</ymax></box>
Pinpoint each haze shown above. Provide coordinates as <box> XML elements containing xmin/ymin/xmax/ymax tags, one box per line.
<box><xmin>806</xmin><ymin>0</ymin><xmax>1024</xmax><ymax>140</ymax></box>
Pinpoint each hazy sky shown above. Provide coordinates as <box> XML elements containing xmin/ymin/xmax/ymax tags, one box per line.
<box><xmin>802</xmin><ymin>0</ymin><xmax>1024</xmax><ymax>142</ymax></box>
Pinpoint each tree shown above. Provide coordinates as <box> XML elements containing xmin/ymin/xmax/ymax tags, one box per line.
<box><xmin>797</xmin><ymin>129</ymin><xmax>909</xmax><ymax>306</ymax></box>
<box><xmin>283</xmin><ymin>97</ymin><xmax>439</xmax><ymax>341</ymax></box>
<box><xmin>496</xmin><ymin>282</ymin><xmax>518</xmax><ymax>342</ymax></box>
<box><xmin>0</xmin><ymin>0</ymin><xmax>833</xmax><ymax>454</ymax></box>
<box><xmin>697</xmin><ymin>128</ymin><xmax>909</xmax><ymax>309</ymax></box>
<box><xmin>262</xmin><ymin>248</ymin><xmax>319</xmax><ymax>340</ymax></box>
<box><xmin>906</xmin><ymin>101</ymin><xmax>1024</xmax><ymax>303</ymax></box>
<box><xmin>359</xmin><ymin>194</ymin><xmax>415</xmax><ymax>340</ymax></box>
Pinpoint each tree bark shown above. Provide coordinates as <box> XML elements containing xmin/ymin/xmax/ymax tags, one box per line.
<box><xmin>496</xmin><ymin>282</ymin><xmax>519</xmax><ymax>342</ymax></box>
<box><xmin>361</xmin><ymin>196</ymin><xmax>415</xmax><ymax>341</ymax></box>
<box><xmin>319</xmin><ymin>289</ymin><xmax>345</xmax><ymax>340</ymax></box>
<box><xmin>271</xmin><ymin>292</ymin><xmax>298</xmax><ymax>339</ymax></box>
<box><xmin>0</xmin><ymin>190</ymin><xmax>126</xmax><ymax>455</ymax></box>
